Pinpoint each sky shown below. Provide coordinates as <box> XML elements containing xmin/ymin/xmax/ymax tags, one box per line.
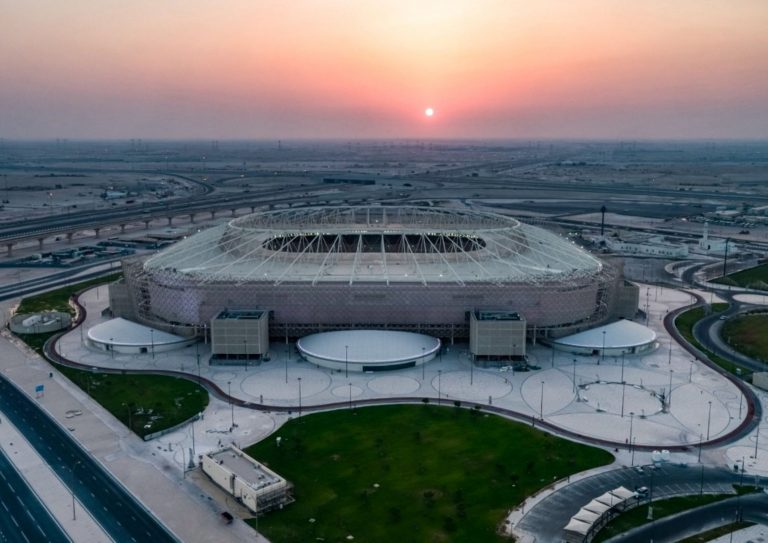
<box><xmin>2</xmin><ymin>0</ymin><xmax>767</xmax><ymax>140</ymax></box>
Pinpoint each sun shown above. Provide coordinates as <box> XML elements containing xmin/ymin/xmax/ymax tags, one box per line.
<box><xmin>425</xmin><ymin>107</ymin><xmax>435</xmax><ymax>117</ymax></box>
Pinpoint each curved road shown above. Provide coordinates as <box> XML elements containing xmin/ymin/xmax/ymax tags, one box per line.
<box><xmin>0</xmin><ymin>377</ymin><xmax>178</xmax><ymax>543</ymax></box>
<box><xmin>608</xmin><ymin>491</ymin><xmax>768</xmax><ymax>542</ymax></box>
<box><xmin>517</xmin><ymin>463</ymin><xmax>761</xmax><ymax>542</ymax></box>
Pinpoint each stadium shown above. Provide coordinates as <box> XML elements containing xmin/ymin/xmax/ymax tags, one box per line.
<box><xmin>110</xmin><ymin>206</ymin><xmax>637</xmax><ymax>364</ymax></box>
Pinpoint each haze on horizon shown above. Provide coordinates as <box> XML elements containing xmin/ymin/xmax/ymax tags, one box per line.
<box><xmin>2</xmin><ymin>0</ymin><xmax>767</xmax><ymax>141</ymax></box>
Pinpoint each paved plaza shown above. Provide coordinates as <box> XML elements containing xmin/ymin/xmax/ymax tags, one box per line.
<box><xmin>2</xmin><ymin>279</ymin><xmax>766</xmax><ymax>543</ymax></box>
<box><xmin>56</xmin><ymin>283</ymin><xmax>765</xmax><ymax>474</ymax></box>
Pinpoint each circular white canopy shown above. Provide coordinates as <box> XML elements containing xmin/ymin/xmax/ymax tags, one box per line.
<box><xmin>553</xmin><ymin>320</ymin><xmax>657</xmax><ymax>350</ymax></box>
<box><xmin>87</xmin><ymin>318</ymin><xmax>187</xmax><ymax>347</ymax></box>
<box><xmin>297</xmin><ymin>330</ymin><xmax>440</xmax><ymax>368</ymax></box>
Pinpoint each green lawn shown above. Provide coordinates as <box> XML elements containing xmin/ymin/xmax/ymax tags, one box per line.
<box><xmin>674</xmin><ymin>304</ymin><xmax>748</xmax><ymax>376</ymax></box>
<box><xmin>56</xmin><ymin>366</ymin><xmax>208</xmax><ymax>438</ymax></box>
<box><xmin>593</xmin><ymin>494</ymin><xmax>733</xmax><ymax>543</ymax></box>
<box><xmin>713</xmin><ymin>263</ymin><xmax>768</xmax><ymax>290</ymax></box>
<box><xmin>13</xmin><ymin>273</ymin><xmax>208</xmax><ymax>438</ymax></box>
<box><xmin>678</xmin><ymin>522</ymin><xmax>755</xmax><ymax>543</ymax></box>
<box><xmin>16</xmin><ymin>272</ymin><xmax>122</xmax><ymax>315</ymax></box>
<box><xmin>723</xmin><ymin>314</ymin><xmax>768</xmax><ymax>363</ymax></box>
<box><xmin>244</xmin><ymin>405</ymin><xmax>614</xmax><ymax>543</ymax></box>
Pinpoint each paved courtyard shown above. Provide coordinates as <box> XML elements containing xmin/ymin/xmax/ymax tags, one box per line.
<box><xmin>54</xmin><ymin>283</ymin><xmax>765</xmax><ymax>475</ymax></box>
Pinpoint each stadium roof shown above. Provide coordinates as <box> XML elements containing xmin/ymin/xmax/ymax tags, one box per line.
<box><xmin>145</xmin><ymin>206</ymin><xmax>602</xmax><ymax>286</ymax></box>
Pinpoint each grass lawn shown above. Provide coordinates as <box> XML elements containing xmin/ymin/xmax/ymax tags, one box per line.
<box><xmin>713</xmin><ymin>263</ymin><xmax>768</xmax><ymax>290</ymax></box>
<box><xmin>13</xmin><ymin>273</ymin><xmax>208</xmax><ymax>438</ymax></box>
<box><xmin>56</xmin><ymin>366</ymin><xmax>208</xmax><ymax>438</ymax></box>
<box><xmin>678</xmin><ymin>521</ymin><xmax>755</xmax><ymax>542</ymax></box>
<box><xmin>674</xmin><ymin>304</ymin><xmax>747</xmax><ymax>376</ymax></box>
<box><xmin>593</xmin><ymin>494</ymin><xmax>734</xmax><ymax>543</ymax></box>
<box><xmin>15</xmin><ymin>272</ymin><xmax>122</xmax><ymax>315</ymax></box>
<box><xmin>244</xmin><ymin>405</ymin><xmax>614</xmax><ymax>543</ymax></box>
<box><xmin>723</xmin><ymin>314</ymin><xmax>768</xmax><ymax>363</ymax></box>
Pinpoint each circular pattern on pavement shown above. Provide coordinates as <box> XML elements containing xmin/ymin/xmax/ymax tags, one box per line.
<box><xmin>435</xmin><ymin>371</ymin><xmax>512</xmax><ymax>402</ymax></box>
<box><xmin>240</xmin><ymin>368</ymin><xmax>330</xmax><ymax>401</ymax></box>
<box><xmin>211</xmin><ymin>371</ymin><xmax>238</xmax><ymax>382</ymax></box>
<box><xmin>367</xmin><ymin>376</ymin><xmax>420</xmax><ymax>395</ymax></box>
<box><xmin>579</xmin><ymin>383</ymin><xmax>663</xmax><ymax>416</ymax></box>
<box><xmin>332</xmin><ymin>385</ymin><xmax>364</xmax><ymax>398</ymax></box>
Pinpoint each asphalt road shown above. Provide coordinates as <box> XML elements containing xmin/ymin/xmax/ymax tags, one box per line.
<box><xmin>0</xmin><ymin>446</ymin><xmax>70</xmax><ymax>543</ymax></box>
<box><xmin>0</xmin><ymin>376</ymin><xmax>178</xmax><ymax>543</ymax></box>
<box><xmin>517</xmin><ymin>464</ymin><xmax>755</xmax><ymax>542</ymax></box>
<box><xmin>609</xmin><ymin>492</ymin><xmax>768</xmax><ymax>542</ymax></box>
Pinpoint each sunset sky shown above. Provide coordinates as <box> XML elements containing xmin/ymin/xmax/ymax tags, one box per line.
<box><xmin>2</xmin><ymin>0</ymin><xmax>767</xmax><ymax>139</ymax></box>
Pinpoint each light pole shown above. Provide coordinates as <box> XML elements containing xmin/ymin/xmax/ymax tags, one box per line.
<box><xmin>196</xmin><ymin>341</ymin><xmax>201</xmax><ymax>382</ymax></box>
<box><xmin>189</xmin><ymin>418</ymin><xmax>197</xmax><ymax>469</ymax></box>
<box><xmin>540</xmin><ymin>380</ymin><xmax>545</xmax><ymax>421</ymax></box>
<box><xmin>698</xmin><ymin>432</ymin><xmax>703</xmax><ymax>463</ymax></box>
<box><xmin>345</xmin><ymin>344</ymin><xmax>349</xmax><ymax>379</ymax></box>
<box><xmin>572</xmin><ymin>359</ymin><xmax>577</xmax><ymax>393</ymax></box>
<box><xmin>421</xmin><ymin>347</ymin><xmax>425</xmax><ymax>380</ymax></box>
<box><xmin>723</xmin><ymin>237</ymin><xmax>730</xmax><ymax>278</ymax></box>
<box><xmin>243</xmin><ymin>339</ymin><xmax>248</xmax><ymax>370</ymax></box>
<box><xmin>620</xmin><ymin>381</ymin><xmax>626</xmax><ymax>418</ymax></box>
<box><xmin>600</xmin><ymin>330</ymin><xmax>605</xmax><ymax>364</ymax></box>
<box><xmin>298</xmin><ymin>377</ymin><xmax>303</xmax><ymax>418</ymax></box>
<box><xmin>629</xmin><ymin>412</ymin><xmax>635</xmax><ymax>466</ymax></box>
<box><xmin>438</xmin><ymin>370</ymin><xmax>442</xmax><ymax>404</ymax></box>
<box><xmin>668</xmin><ymin>370</ymin><xmax>673</xmax><ymax>411</ymax></box>
<box><xmin>620</xmin><ymin>352</ymin><xmax>625</xmax><ymax>383</ymax></box>
<box><xmin>706</xmin><ymin>400</ymin><xmax>713</xmax><ymax>440</ymax></box>
<box><xmin>150</xmin><ymin>329</ymin><xmax>155</xmax><ymax>359</ymax></box>
<box><xmin>110</xmin><ymin>337</ymin><xmax>115</xmax><ymax>359</ymax></box>
<box><xmin>667</xmin><ymin>339</ymin><xmax>672</xmax><ymax>365</ymax></box>
<box><xmin>738</xmin><ymin>393</ymin><xmax>743</xmax><ymax>420</ymax></box>
<box><xmin>754</xmin><ymin>423</ymin><xmax>760</xmax><ymax>459</ymax></box>
<box><xmin>348</xmin><ymin>382</ymin><xmax>352</xmax><ymax>410</ymax></box>
<box><xmin>227</xmin><ymin>381</ymin><xmax>234</xmax><ymax>430</ymax></box>
<box><xmin>285</xmin><ymin>342</ymin><xmax>289</xmax><ymax>384</ymax></box>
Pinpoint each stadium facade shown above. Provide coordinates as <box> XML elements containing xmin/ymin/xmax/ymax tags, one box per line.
<box><xmin>110</xmin><ymin>206</ymin><xmax>637</xmax><ymax>351</ymax></box>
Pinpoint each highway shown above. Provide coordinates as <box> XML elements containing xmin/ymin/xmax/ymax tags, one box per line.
<box><xmin>0</xmin><ymin>377</ymin><xmax>178</xmax><ymax>543</ymax></box>
<box><xmin>0</xmin><ymin>446</ymin><xmax>70</xmax><ymax>543</ymax></box>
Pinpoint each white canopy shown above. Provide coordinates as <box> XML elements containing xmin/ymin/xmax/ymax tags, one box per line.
<box><xmin>554</xmin><ymin>319</ymin><xmax>656</xmax><ymax>350</ymax></box>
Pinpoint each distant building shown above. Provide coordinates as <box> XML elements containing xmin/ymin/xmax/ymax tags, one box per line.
<box><xmin>697</xmin><ymin>222</ymin><xmax>734</xmax><ymax>256</ymax></box>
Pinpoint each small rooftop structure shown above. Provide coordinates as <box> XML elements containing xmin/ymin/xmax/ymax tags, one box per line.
<box><xmin>297</xmin><ymin>330</ymin><xmax>440</xmax><ymax>372</ymax></box>
<box><xmin>202</xmin><ymin>446</ymin><xmax>292</xmax><ymax>515</ymax></box>
<box><xmin>86</xmin><ymin>317</ymin><xmax>194</xmax><ymax>355</ymax></box>
<box><xmin>552</xmin><ymin>319</ymin><xmax>657</xmax><ymax>356</ymax></box>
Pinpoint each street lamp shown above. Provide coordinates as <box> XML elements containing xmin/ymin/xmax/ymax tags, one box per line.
<box><xmin>572</xmin><ymin>359</ymin><xmax>577</xmax><ymax>393</ymax></box>
<box><xmin>243</xmin><ymin>338</ymin><xmax>248</xmax><ymax>370</ymax></box>
<box><xmin>227</xmin><ymin>381</ymin><xmax>234</xmax><ymax>430</ymax></box>
<box><xmin>298</xmin><ymin>377</ymin><xmax>303</xmax><ymax>418</ymax></box>
<box><xmin>150</xmin><ymin>329</ymin><xmax>155</xmax><ymax>359</ymax></box>
<box><xmin>629</xmin><ymin>412</ymin><xmax>635</xmax><ymax>466</ymax></box>
<box><xmin>540</xmin><ymin>380</ymin><xmax>545</xmax><ymax>421</ymax></box>
<box><xmin>620</xmin><ymin>352</ymin><xmax>625</xmax><ymax>383</ymax></box>
<box><xmin>706</xmin><ymin>400</ymin><xmax>713</xmax><ymax>440</ymax></box>
<box><xmin>438</xmin><ymin>370</ymin><xmax>442</xmax><ymax>404</ymax></box>
<box><xmin>348</xmin><ymin>382</ymin><xmax>352</xmax><ymax>410</ymax></box>
<box><xmin>668</xmin><ymin>370</ymin><xmax>673</xmax><ymax>411</ymax></box>
<box><xmin>620</xmin><ymin>381</ymin><xmax>626</xmax><ymax>418</ymax></box>
<box><xmin>345</xmin><ymin>344</ymin><xmax>349</xmax><ymax>379</ymax></box>
<box><xmin>421</xmin><ymin>347</ymin><xmax>425</xmax><ymax>380</ymax></box>
<box><xmin>600</xmin><ymin>330</ymin><xmax>606</xmax><ymax>364</ymax></box>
